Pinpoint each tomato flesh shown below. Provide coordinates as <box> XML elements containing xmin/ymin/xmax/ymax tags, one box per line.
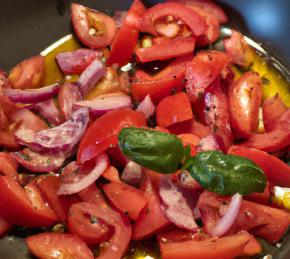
<box><xmin>77</xmin><ymin>108</ymin><xmax>146</xmax><ymax>164</ymax></box>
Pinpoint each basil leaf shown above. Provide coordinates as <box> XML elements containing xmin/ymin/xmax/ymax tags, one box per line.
<box><xmin>118</xmin><ymin>127</ymin><xmax>184</xmax><ymax>173</ymax></box>
<box><xmin>187</xmin><ymin>151</ymin><xmax>266</xmax><ymax>195</ymax></box>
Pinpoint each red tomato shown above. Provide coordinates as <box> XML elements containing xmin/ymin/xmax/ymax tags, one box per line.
<box><xmin>133</xmin><ymin>174</ymin><xmax>171</xmax><ymax>240</ymax></box>
<box><xmin>0</xmin><ymin>176</ymin><xmax>57</xmax><ymax>227</ymax></box>
<box><xmin>0</xmin><ymin>216</ymin><xmax>12</xmax><ymax>238</ymax></box>
<box><xmin>160</xmin><ymin>231</ymin><xmax>251</xmax><ymax>259</ymax></box>
<box><xmin>0</xmin><ymin>130</ymin><xmax>19</xmax><ymax>149</ymax></box>
<box><xmin>168</xmin><ymin>119</ymin><xmax>211</xmax><ymax>138</ymax></box>
<box><xmin>178</xmin><ymin>133</ymin><xmax>201</xmax><ymax>156</ymax></box>
<box><xmin>0</xmin><ymin>155</ymin><xmax>18</xmax><ymax>180</ymax></box>
<box><xmin>68</xmin><ymin>202</ymin><xmax>114</xmax><ymax>245</ymax></box>
<box><xmin>203</xmin><ymin>78</ymin><xmax>233</xmax><ymax>150</ymax></box>
<box><xmin>167</xmin><ymin>0</ymin><xmax>228</xmax><ymax>24</ymax></box>
<box><xmin>136</xmin><ymin>37</ymin><xmax>196</xmax><ymax>63</ymax></box>
<box><xmin>240</xmin><ymin>110</ymin><xmax>290</xmax><ymax>152</ymax></box>
<box><xmin>141</xmin><ymin>2</ymin><xmax>207</xmax><ymax>37</ymax></box>
<box><xmin>0</xmin><ymin>152</ymin><xmax>18</xmax><ymax>170</ymax></box>
<box><xmin>77</xmin><ymin>108</ymin><xmax>146</xmax><ymax>164</ymax></box>
<box><xmin>228</xmin><ymin>145</ymin><xmax>290</xmax><ymax>187</ymax></box>
<box><xmin>228</xmin><ymin>71</ymin><xmax>263</xmax><ymax>138</ymax></box>
<box><xmin>103</xmin><ymin>182</ymin><xmax>147</xmax><ymax>221</ymax></box>
<box><xmin>37</xmin><ymin>175</ymin><xmax>80</xmax><ymax>222</ymax></box>
<box><xmin>198</xmin><ymin>191</ymin><xmax>290</xmax><ymax>243</ymax></box>
<box><xmin>132</xmin><ymin>56</ymin><xmax>190</xmax><ymax>103</ymax></box>
<box><xmin>107</xmin><ymin>0</ymin><xmax>146</xmax><ymax>66</ymax></box>
<box><xmin>107</xmin><ymin>146</ymin><xmax>128</xmax><ymax>167</ymax></box>
<box><xmin>78</xmin><ymin>184</ymin><xmax>107</xmax><ymax>206</ymax></box>
<box><xmin>185</xmin><ymin>51</ymin><xmax>231</xmax><ymax>100</ymax></box>
<box><xmin>8</xmin><ymin>55</ymin><xmax>44</xmax><ymax>89</ymax></box>
<box><xmin>102</xmin><ymin>166</ymin><xmax>121</xmax><ymax>183</ymax></box>
<box><xmin>185</xmin><ymin>5</ymin><xmax>219</xmax><ymax>44</ymax></box>
<box><xmin>224</xmin><ymin>30</ymin><xmax>253</xmax><ymax>67</ymax></box>
<box><xmin>71</xmin><ymin>4</ymin><xmax>116</xmax><ymax>49</ymax></box>
<box><xmin>262</xmin><ymin>93</ymin><xmax>288</xmax><ymax>131</ymax></box>
<box><xmin>26</xmin><ymin>233</ymin><xmax>94</xmax><ymax>259</ymax></box>
<box><xmin>241</xmin><ymin>233</ymin><xmax>262</xmax><ymax>256</ymax></box>
<box><xmin>156</xmin><ymin>92</ymin><xmax>193</xmax><ymax>127</ymax></box>
<box><xmin>245</xmin><ymin>181</ymin><xmax>270</xmax><ymax>205</ymax></box>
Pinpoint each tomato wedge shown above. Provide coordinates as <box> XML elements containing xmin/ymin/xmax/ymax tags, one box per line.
<box><xmin>185</xmin><ymin>50</ymin><xmax>231</xmax><ymax>100</ymax></box>
<box><xmin>103</xmin><ymin>182</ymin><xmax>148</xmax><ymax>221</ymax></box>
<box><xmin>141</xmin><ymin>2</ymin><xmax>207</xmax><ymax>37</ymax></box>
<box><xmin>178</xmin><ymin>133</ymin><xmax>200</xmax><ymax>156</ymax></box>
<box><xmin>0</xmin><ymin>154</ymin><xmax>18</xmax><ymax>180</ymax></box>
<box><xmin>133</xmin><ymin>174</ymin><xmax>171</xmax><ymax>240</ymax></box>
<box><xmin>37</xmin><ymin>175</ymin><xmax>80</xmax><ymax>222</ymax></box>
<box><xmin>136</xmin><ymin>37</ymin><xmax>196</xmax><ymax>63</ymax></box>
<box><xmin>160</xmin><ymin>231</ymin><xmax>251</xmax><ymax>259</ymax></box>
<box><xmin>132</xmin><ymin>56</ymin><xmax>191</xmax><ymax>103</ymax></box>
<box><xmin>228</xmin><ymin>71</ymin><xmax>263</xmax><ymax>138</ymax></box>
<box><xmin>102</xmin><ymin>166</ymin><xmax>121</xmax><ymax>183</ymax></box>
<box><xmin>262</xmin><ymin>93</ymin><xmax>288</xmax><ymax>132</ymax></box>
<box><xmin>77</xmin><ymin>108</ymin><xmax>146</xmax><ymax>164</ymax></box>
<box><xmin>107</xmin><ymin>0</ymin><xmax>146</xmax><ymax>66</ymax></box>
<box><xmin>198</xmin><ymin>191</ymin><xmax>290</xmax><ymax>243</ymax></box>
<box><xmin>71</xmin><ymin>3</ymin><xmax>117</xmax><ymax>49</ymax></box>
<box><xmin>68</xmin><ymin>202</ymin><xmax>114</xmax><ymax>245</ymax></box>
<box><xmin>0</xmin><ymin>176</ymin><xmax>57</xmax><ymax>227</ymax></box>
<box><xmin>228</xmin><ymin>145</ymin><xmax>290</xmax><ymax>187</ymax></box>
<box><xmin>8</xmin><ymin>55</ymin><xmax>44</xmax><ymax>89</ymax></box>
<box><xmin>0</xmin><ymin>216</ymin><xmax>12</xmax><ymax>238</ymax></box>
<box><xmin>156</xmin><ymin>92</ymin><xmax>193</xmax><ymax>127</ymax></box>
<box><xmin>27</xmin><ymin>233</ymin><xmax>94</xmax><ymax>259</ymax></box>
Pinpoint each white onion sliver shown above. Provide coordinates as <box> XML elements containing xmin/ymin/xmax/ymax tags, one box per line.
<box><xmin>121</xmin><ymin>161</ymin><xmax>143</xmax><ymax>187</ymax></box>
<box><xmin>211</xmin><ymin>193</ymin><xmax>242</xmax><ymax>237</ymax></box>
<box><xmin>57</xmin><ymin>153</ymin><xmax>109</xmax><ymax>195</ymax></box>
<box><xmin>136</xmin><ymin>95</ymin><xmax>155</xmax><ymax>119</ymax></box>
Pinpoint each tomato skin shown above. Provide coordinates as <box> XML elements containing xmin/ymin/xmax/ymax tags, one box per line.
<box><xmin>160</xmin><ymin>231</ymin><xmax>251</xmax><ymax>259</ymax></box>
<box><xmin>203</xmin><ymin>78</ymin><xmax>233</xmax><ymax>150</ymax></box>
<box><xmin>103</xmin><ymin>182</ymin><xmax>147</xmax><ymax>221</ymax></box>
<box><xmin>107</xmin><ymin>146</ymin><xmax>128</xmax><ymax>167</ymax></box>
<box><xmin>141</xmin><ymin>2</ymin><xmax>207</xmax><ymax>37</ymax></box>
<box><xmin>133</xmin><ymin>174</ymin><xmax>171</xmax><ymax>240</ymax></box>
<box><xmin>8</xmin><ymin>55</ymin><xmax>44</xmax><ymax>89</ymax></box>
<box><xmin>77</xmin><ymin>108</ymin><xmax>146</xmax><ymax>164</ymax></box>
<box><xmin>228</xmin><ymin>145</ymin><xmax>290</xmax><ymax>187</ymax></box>
<box><xmin>71</xmin><ymin>3</ymin><xmax>117</xmax><ymax>49</ymax></box>
<box><xmin>156</xmin><ymin>92</ymin><xmax>193</xmax><ymax>127</ymax></box>
<box><xmin>224</xmin><ymin>30</ymin><xmax>253</xmax><ymax>67</ymax></box>
<box><xmin>0</xmin><ymin>154</ymin><xmax>18</xmax><ymax>180</ymax></box>
<box><xmin>198</xmin><ymin>191</ymin><xmax>290</xmax><ymax>243</ymax></box>
<box><xmin>132</xmin><ymin>56</ymin><xmax>190</xmax><ymax>103</ymax></box>
<box><xmin>228</xmin><ymin>72</ymin><xmax>263</xmax><ymax>138</ymax></box>
<box><xmin>0</xmin><ymin>216</ymin><xmax>12</xmax><ymax>238</ymax></box>
<box><xmin>136</xmin><ymin>37</ymin><xmax>196</xmax><ymax>63</ymax></box>
<box><xmin>107</xmin><ymin>0</ymin><xmax>146</xmax><ymax>66</ymax></box>
<box><xmin>37</xmin><ymin>175</ymin><xmax>80</xmax><ymax>222</ymax></box>
<box><xmin>26</xmin><ymin>233</ymin><xmax>94</xmax><ymax>259</ymax></box>
<box><xmin>0</xmin><ymin>176</ymin><xmax>57</xmax><ymax>227</ymax></box>
<box><xmin>262</xmin><ymin>94</ymin><xmax>288</xmax><ymax>132</ymax></box>
<box><xmin>168</xmin><ymin>119</ymin><xmax>211</xmax><ymax>138</ymax></box>
<box><xmin>178</xmin><ymin>133</ymin><xmax>200</xmax><ymax>156</ymax></box>
<box><xmin>102</xmin><ymin>166</ymin><xmax>121</xmax><ymax>183</ymax></box>
<box><xmin>185</xmin><ymin>51</ymin><xmax>231</xmax><ymax>100</ymax></box>
<box><xmin>245</xmin><ymin>181</ymin><xmax>270</xmax><ymax>205</ymax></box>
<box><xmin>68</xmin><ymin>202</ymin><xmax>114</xmax><ymax>245</ymax></box>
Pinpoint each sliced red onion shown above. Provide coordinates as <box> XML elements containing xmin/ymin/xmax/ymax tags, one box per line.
<box><xmin>114</xmin><ymin>11</ymin><xmax>127</xmax><ymax>28</ymax></box>
<box><xmin>77</xmin><ymin>59</ymin><xmax>105</xmax><ymax>96</ymax></box>
<box><xmin>121</xmin><ymin>161</ymin><xmax>143</xmax><ymax>187</ymax></box>
<box><xmin>198</xmin><ymin>134</ymin><xmax>220</xmax><ymax>151</ymax></box>
<box><xmin>58</xmin><ymin>83</ymin><xmax>83</xmax><ymax>120</ymax></box>
<box><xmin>15</xmin><ymin>107</ymin><xmax>89</xmax><ymax>154</ymax></box>
<box><xmin>3</xmin><ymin>83</ymin><xmax>59</xmax><ymax>103</ymax></box>
<box><xmin>56</xmin><ymin>49</ymin><xmax>102</xmax><ymax>75</ymax></box>
<box><xmin>136</xmin><ymin>95</ymin><xmax>155</xmax><ymax>119</ymax></box>
<box><xmin>12</xmin><ymin>148</ymin><xmax>65</xmax><ymax>173</ymax></box>
<box><xmin>159</xmin><ymin>176</ymin><xmax>199</xmax><ymax>231</ymax></box>
<box><xmin>30</xmin><ymin>98</ymin><xmax>63</xmax><ymax>126</ymax></box>
<box><xmin>210</xmin><ymin>193</ymin><xmax>242</xmax><ymax>237</ymax></box>
<box><xmin>57</xmin><ymin>152</ymin><xmax>109</xmax><ymax>195</ymax></box>
<box><xmin>176</xmin><ymin>170</ymin><xmax>202</xmax><ymax>190</ymax></box>
<box><xmin>75</xmin><ymin>93</ymin><xmax>132</xmax><ymax>116</ymax></box>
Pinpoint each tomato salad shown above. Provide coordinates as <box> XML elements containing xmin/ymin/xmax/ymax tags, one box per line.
<box><xmin>0</xmin><ymin>0</ymin><xmax>290</xmax><ymax>258</ymax></box>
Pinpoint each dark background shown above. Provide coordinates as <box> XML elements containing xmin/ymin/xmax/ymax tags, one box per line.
<box><xmin>0</xmin><ymin>0</ymin><xmax>290</xmax><ymax>70</ymax></box>
<box><xmin>0</xmin><ymin>0</ymin><xmax>289</xmax><ymax>258</ymax></box>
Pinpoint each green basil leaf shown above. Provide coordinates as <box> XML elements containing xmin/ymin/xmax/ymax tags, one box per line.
<box><xmin>118</xmin><ymin>127</ymin><xmax>184</xmax><ymax>174</ymax></box>
<box><xmin>187</xmin><ymin>151</ymin><xmax>266</xmax><ymax>195</ymax></box>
